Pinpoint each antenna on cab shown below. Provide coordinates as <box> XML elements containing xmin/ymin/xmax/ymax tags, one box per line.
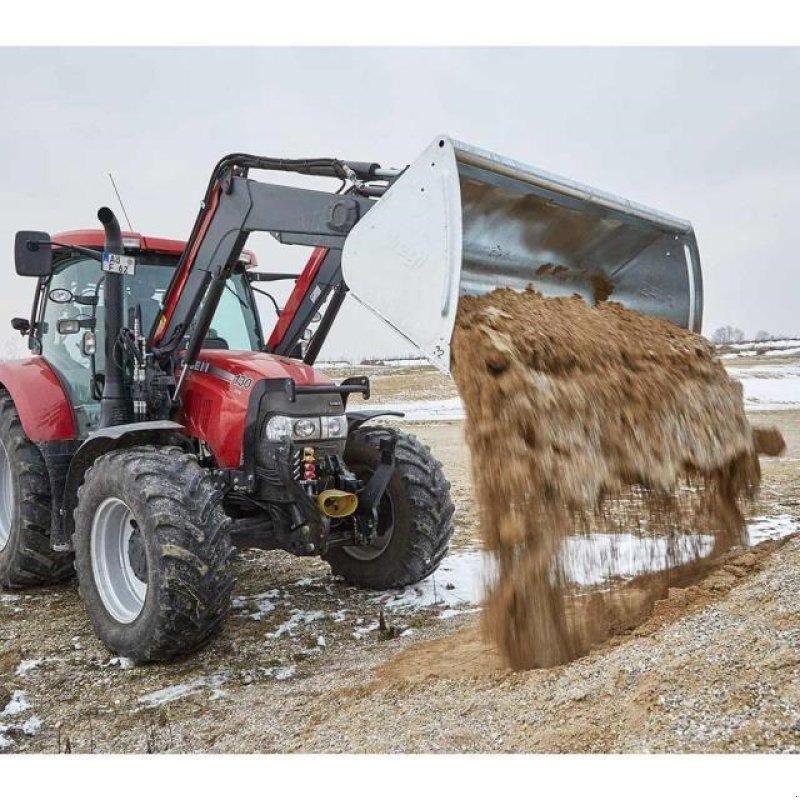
<box><xmin>108</xmin><ymin>172</ymin><xmax>135</xmax><ymax>232</ymax></box>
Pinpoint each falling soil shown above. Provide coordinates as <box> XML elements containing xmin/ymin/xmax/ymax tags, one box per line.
<box><xmin>450</xmin><ymin>288</ymin><xmax>784</xmax><ymax>670</ymax></box>
<box><xmin>589</xmin><ymin>272</ymin><xmax>615</xmax><ymax>304</ymax></box>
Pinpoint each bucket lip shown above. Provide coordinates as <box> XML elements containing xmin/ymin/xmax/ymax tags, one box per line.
<box><xmin>445</xmin><ymin>135</ymin><xmax>694</xmax><ymax>236</ymax></box>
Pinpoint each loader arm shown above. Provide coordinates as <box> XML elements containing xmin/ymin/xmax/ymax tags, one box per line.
<box><xmin>150</xmin><ymin>137</ymin><xmax>703</xmax><ymax>387</ymax></box>
<box><xmin>148</xmin><ymin>154</ymin><xmax>389</xmax><ymax>389</ymax></box>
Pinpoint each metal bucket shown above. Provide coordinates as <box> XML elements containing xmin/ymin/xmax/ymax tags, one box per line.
<box><xmin>342</xmin><ymin>135</ymin><xmax>702</xmax><ymax>373</ymax></box>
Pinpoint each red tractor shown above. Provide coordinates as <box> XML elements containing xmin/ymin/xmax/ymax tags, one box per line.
<box><xmin>1</xmin><ymin>136</ymin><xmax>702</xmax><ymax>662</ymax></box>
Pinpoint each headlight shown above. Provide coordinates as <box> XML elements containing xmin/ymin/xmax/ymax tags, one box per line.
<box><xmin>321</xmin><ymin>414</ymin><xmax>347</xmax><ymax>439</ymax></box>
<box><xmin>265</xmin><ymin>415</ymin><xmax>292</xmax><ymax>441</ymax></box>
<box><xmin>293</xmin><ymin>417</ymin><xmax>321</xmax><ymax>440</ymax></box>
<box><xmin>264</xmin><ymin>414</ymin><xmax>347</xmax><ymax>442</ymax></box>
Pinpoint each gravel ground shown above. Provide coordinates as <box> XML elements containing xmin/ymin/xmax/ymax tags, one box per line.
<box><xmin>0</xmin><ymin>370</ymin><xmax>799</xmax><ymax>753</ymax></box>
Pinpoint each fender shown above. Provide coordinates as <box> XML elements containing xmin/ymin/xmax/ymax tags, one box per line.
<box><xmin>346</xmin><ymin>410</ymin><xmax>405</xmax><ymax>432</ymax></box>
<box><xmin>0</xmin><ymin>357</ymin><xmax>77</xmax><ymax>441</ymax></box>
<box><xmin>56</xmin><ymin>421</ymin><xmax>187</xmax><ymax>552</ymax></box>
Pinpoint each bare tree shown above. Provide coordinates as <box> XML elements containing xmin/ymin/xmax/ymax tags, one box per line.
<box><xmin>710</xmin><ymin>325</ymin><xmax>745</xmax><ymax>345</ymax></box>
<box><xmin>753</xmin><ymin>330</ymin><xmax>772</xmax><ymax>342</ymax></box>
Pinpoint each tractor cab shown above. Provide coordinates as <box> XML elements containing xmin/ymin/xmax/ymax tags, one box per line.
<box><xmin>18</xmin><ymin>230</ymin><xmax>264</xmax><ymax>436</ymax></box>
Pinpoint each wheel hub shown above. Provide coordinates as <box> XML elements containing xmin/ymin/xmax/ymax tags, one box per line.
<box><xmin>127</xmin><ymin>523</ymin><xmax>148</xmax><ymax>583</ymax></box>
<box><xmin>90</xmin><ymin>497</ymin><xmax>148</xmax><ymax>624</ymax></box>
<box><xmin>343</xmin><ymin>484</ymin><xmax>394</xmax><ymax>562</ymax></box>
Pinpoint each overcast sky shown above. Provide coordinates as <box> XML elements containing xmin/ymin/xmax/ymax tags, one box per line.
<box><xmin>1</xmin><ymin>47</ymin><xmax>798</xmax><ymax>359</ymax></box>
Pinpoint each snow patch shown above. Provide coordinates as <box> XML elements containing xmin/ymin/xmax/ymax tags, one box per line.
<box><xmin>720</xmin><ymin>339</ymin><xmax>800</xmax><ymax>352</ymax></box>
<box><xmin>359</xmin><ymin>397</ymin><xmax>464</xmax><ymax>422</ymax></box>
<box><xmin>352</xmin><ymin>621</ymin><xmax>380</xmax><ymax>639</ymax></box>
<box><xmin>561</xmin><ymin>532</ymin><xmax>715</xmax><ymax>584</ymax></box>
<box><xmin>0</xmin><ymin>734</ymin><xmax>12</xmax><ymax>750</ymax></box>
<box><xmin>438</xmin><ymin>608</ymin><xmax>481</xmax><ymax>620</ymax></box>
<box><xmin>383</xmin><ymin>550</ymin><xmax>487</xmax><ymax>610</ymax></box>
<box><xmin>382</xmin><ymin>516</ymin><xmax>797</xmax><ymax>614</ymax></box>
<box><xmin>21</xmin><ymin>715</ymin><xmax>42</xmax><ymax>736</ymax></box>
<box><xmin>747</xmin><ymin>515</ymin><xmax>797</xmax><ymax>544</ymax></box>
<box><xmin>267</xmin><ymin>609</ymin><xmax>326</xmax><ymax>638</ymax></box>
<box><xmin>15</xmin><ymin>659</ymin><xmax>43</xmax><ymax>677</ymax></box>
<box><xmin>270</xmin><ymin>665</ymin><xmax>296</xmax><ymax>680</ymax></box>
<box><xmin>232</xmin><ymin>590</ymin><xmax>279</xmax><ymax>621</ymax></box>
<box><xmin>1</xmin><ymin>691</ymin><xmax>30</xmax><ymax>717</ymax></box>
<box><xmin>137</xmin><ymin>672</ymin><xmax>230</xmax><ymax>708</ymax></box>
<box><xmin>107</xmin><ymin>657</ymin><xmax>135</xmax><ymax>670</ymax></box>
<box><xmin>726</xmin><ymin>364</ymin><xmax>800</xmax><ymax>410</ymax></box>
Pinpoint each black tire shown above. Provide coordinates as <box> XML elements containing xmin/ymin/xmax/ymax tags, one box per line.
<box><xmin>324</xmin><ymin>426</ymin><xmax>455</xmax><ymax>590</ymax></box>
<box><xmin>0</xmin><ymin>391</ymin><xmax>73</xmax><ymax>588</ymax></box>
<box><xmin>72</xmin><ymin>445</ymin><xmax>233</xmax><ymax>663</ymax></box>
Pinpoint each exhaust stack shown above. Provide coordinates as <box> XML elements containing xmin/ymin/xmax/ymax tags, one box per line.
<box><xmin>97</xmin><ymin>206</ymin><xmax>132</xmax><ymax>428</ymax></box>
<box><xmin>342</xmin><ymin>135</ymin><xmax>703</xmax><ymax>373</ymax></box>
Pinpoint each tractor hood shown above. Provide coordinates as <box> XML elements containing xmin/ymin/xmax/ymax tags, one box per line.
<box><xmin>186</xmin><ymin>349</ymin><xmax>333</xmax><ymax>390</ymax></box>
<box><xmin>178</xmin><ymin>349</ymin><xmax>336</xmax><ymax>468</ymax></box>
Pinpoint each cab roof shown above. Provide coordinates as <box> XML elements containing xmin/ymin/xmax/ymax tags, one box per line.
<box><xmin>52</xmin><ymin>229</ymin><xmax>258</xmax><ymax>265</ymax></box>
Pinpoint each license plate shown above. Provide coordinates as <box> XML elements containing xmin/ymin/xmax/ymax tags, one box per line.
<box><xmin>102</xmin><ymin>251</ymin><xmax>136</xmax><ymax>275</ymax></box>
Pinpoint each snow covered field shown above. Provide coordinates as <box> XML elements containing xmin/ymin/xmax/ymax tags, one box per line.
<box><xmin>726</xmin><ymin>363</ymin><xmax>800</xmax><ymax>411</ymax></box>
<box><xmin>357</xmin><ymin>360</ymin><xmax>800</xmax><ymax>421</ymax></box>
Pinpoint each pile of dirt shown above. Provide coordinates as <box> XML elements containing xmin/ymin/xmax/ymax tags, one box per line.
<box><xmin>376</xmin><ymin>533</ymin><xmax>793</xmax><ymax>686</ymax></box>
<box><xmin>450</xmin><ymin>288</ymin><xmax>783</xmax><ymax>670</ymax></box>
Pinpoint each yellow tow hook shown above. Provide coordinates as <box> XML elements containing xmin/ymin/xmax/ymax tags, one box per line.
<box><xmin>316</xmin><ymin>489</ymin><xmax>359</xmax><ymax>518</ymax></box>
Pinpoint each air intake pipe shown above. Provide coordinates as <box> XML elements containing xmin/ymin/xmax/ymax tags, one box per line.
<box><xmin>97</xmin><ymin>206</ymin><xmax>132</xmax><ymax>428</ymax></box>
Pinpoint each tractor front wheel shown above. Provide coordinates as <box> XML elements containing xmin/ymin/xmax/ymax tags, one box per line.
<box><xmin>73</xmin><ymin>446</ymin><xmax>233</xmax><ymax>663</ymax></box>
<box><xmin>324</xmin><ymin>426</ymin><xmax>455</xmax><ymax>590</ymax></box>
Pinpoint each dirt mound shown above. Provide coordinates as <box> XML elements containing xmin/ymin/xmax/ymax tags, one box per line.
<box><xmin>377</xmin><ymin>534</ymin><xmax>793</xmax><ymax>686</ymax></box>
<box><xmin>450</xmin><ymin>288</ymin><xmax>782</xmax><ymax>670</ymax></box>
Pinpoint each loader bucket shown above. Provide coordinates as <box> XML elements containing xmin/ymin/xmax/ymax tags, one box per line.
<box><xmin>342</xmin><ymin>136</ymin><xmax>702</xmax><ymax>373</ymax></box>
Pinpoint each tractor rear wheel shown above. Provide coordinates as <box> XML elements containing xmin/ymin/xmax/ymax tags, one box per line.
<box><xmin>72</xmin><ymin>446</ymin><xmax>233</xmax><ymax>662</ymax></box>
<box><xmin>324</xmin><ymin>426</ymin><xmax>455</xmax><ymax>590</ymax></box>
<box><xmin>0</xmin><ymin>392</ymin><xmax>73</xmax><ymax>588</ymax></box>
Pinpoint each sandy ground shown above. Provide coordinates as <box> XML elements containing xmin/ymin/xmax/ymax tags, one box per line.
<box><xmin>1</xmin><ymin>366</ymin><xmax>799</xmax><ymax>753</ymax></box>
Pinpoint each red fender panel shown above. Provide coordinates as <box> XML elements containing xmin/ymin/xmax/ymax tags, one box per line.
<box><xmin>0</xmin><ymin>357</ymin><xmax>78</xmax><ymax>442</ymax></box>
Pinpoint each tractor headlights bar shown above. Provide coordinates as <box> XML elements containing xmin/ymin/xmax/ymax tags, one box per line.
<box><xmin>265</xmin><ymin>414</ymin><xmax>347</xmax><ymax>442</ymax></box>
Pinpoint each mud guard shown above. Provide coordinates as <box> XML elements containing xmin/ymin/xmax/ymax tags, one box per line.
<box><xmin>0</xmin><ymin>357</ymin><xmax>77</xmax><ymax>441</ymax></box>
<box><xmin>55</xmin><ymin>421</ymin><xmax>188</xmax><ymax>552</ymax></box>
<box><xmin>346</xmin><ymin>409</ymin><xmax>405</xmax><ymax>432</ymax></box>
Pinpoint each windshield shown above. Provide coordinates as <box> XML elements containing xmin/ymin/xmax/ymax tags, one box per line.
<box><xmin>38</xmin><ymin>253</ymin><xmax>262</xmax><ymax>434</ymax></box>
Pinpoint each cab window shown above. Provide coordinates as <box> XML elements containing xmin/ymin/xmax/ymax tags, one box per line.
<box><xmin>38</xmin><ymin>254</ymin><xmax>263</xmax><ymax>436</ymax></box>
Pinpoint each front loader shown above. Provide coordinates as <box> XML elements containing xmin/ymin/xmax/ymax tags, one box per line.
<box><xmin>0</xmin><ymin>135</ymin><xmax>702</xmax><ymax>662</ymax></box>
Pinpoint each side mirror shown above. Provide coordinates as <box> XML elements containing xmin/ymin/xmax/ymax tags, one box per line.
<box><xmin>10</xmin><ymin>317</ymin><xmax>30</xmax><ymax>336</ymax></box>
<box><xmin>56</xmin><ymin>319</ymin><xmax>91</xmax><ymax>335</ymax></box>
<box><xmin>15</xmin><ymin>231</ymin><xmax>53</xmax><ymax>277</ymax></box>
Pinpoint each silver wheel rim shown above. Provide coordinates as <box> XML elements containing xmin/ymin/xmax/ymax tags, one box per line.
<box><xmin>90</xmin><ymin>497</ymin><xmax>147</xmax><ymax>623</ymax></box>
<box><xmin>343</xmin><ymin>489</ymin><xmax>395</xmax><ymax>562</ymax></box>
<box><xmin>0</xmin><ymin>440</ymin><xmax>13</xmax><ymax>552</ymax></box>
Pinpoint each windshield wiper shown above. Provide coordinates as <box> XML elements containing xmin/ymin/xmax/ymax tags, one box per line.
<box><xmin>50</xmin><ymin>241</ymin><xmax>103</xmax><ymax>262</ymax></box>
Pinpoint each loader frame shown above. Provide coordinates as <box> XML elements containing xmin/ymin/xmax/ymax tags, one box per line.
<box><xmin>148</xmin><ymin>155</ymin><xmax>399</xmax><ymax>411</ymax></box>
